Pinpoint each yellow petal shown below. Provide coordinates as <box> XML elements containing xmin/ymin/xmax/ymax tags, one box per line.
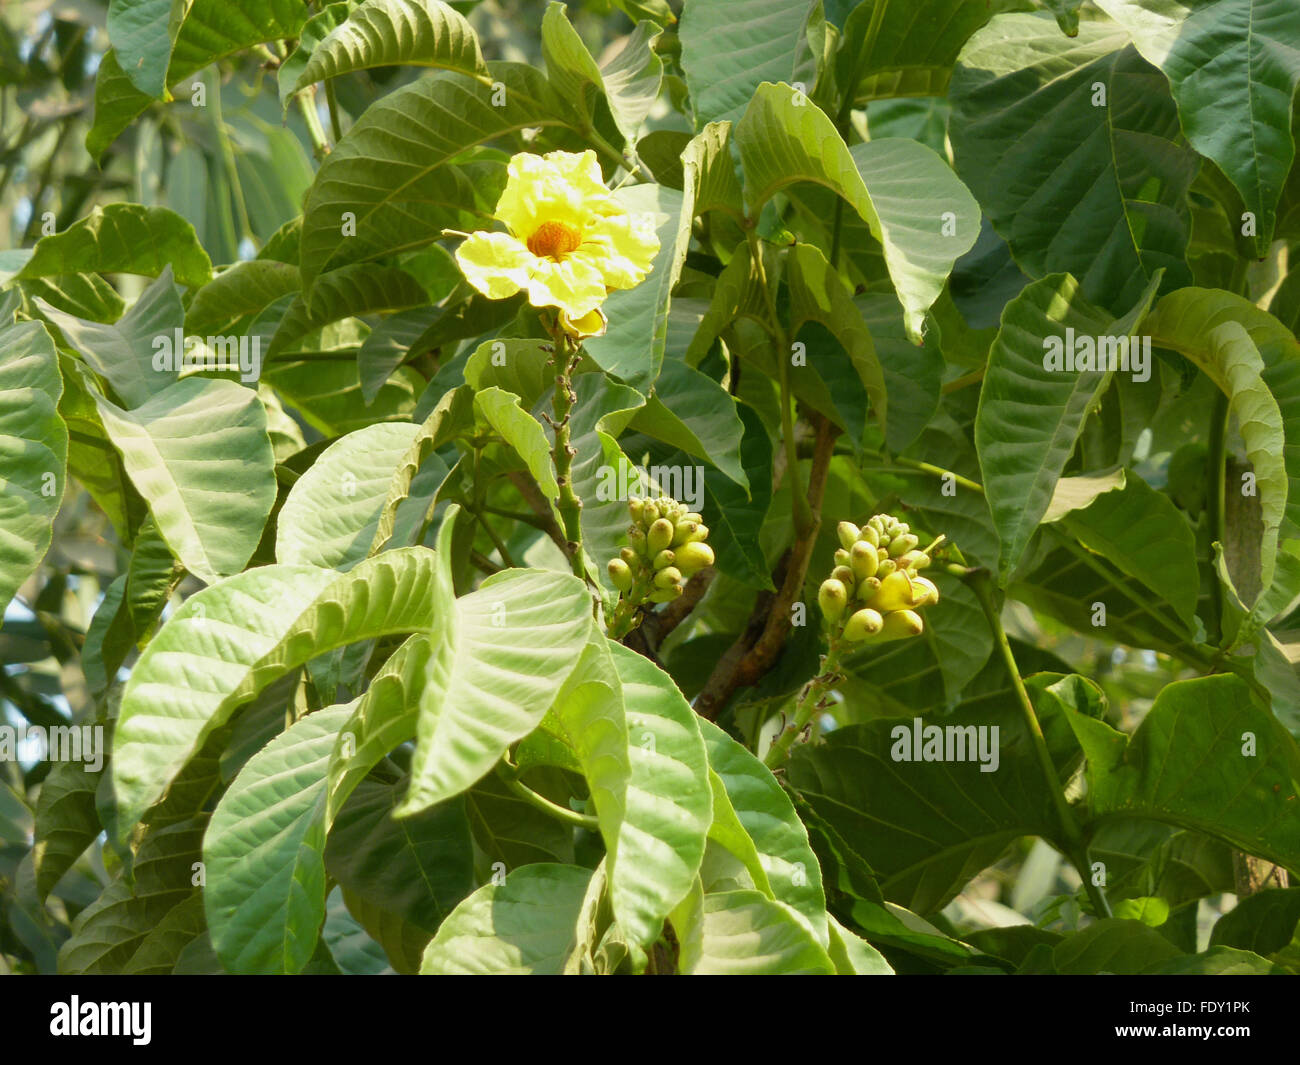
<box><xmin>558</xmin><ymin>306</ymin><xmax>607</xmax><ymax>339</ymax></box>
<box><xmin>521</xmin><ymin>254</ymin><xmax>607</xmax><ymax>318</ymax></box>
<box><xmin>580</xmin><ymin>211</ymin><xmax>660</xmax><ymax>289</ymax></box>
<box><xmin>454</xmin><ymin>231</ymin><xmax>533</xmax><ymax>300</ymax></box>
<box><xmin>494</xmin><ymin>150</ymin><xmax>608</xmax><ymax>242</ymax></box>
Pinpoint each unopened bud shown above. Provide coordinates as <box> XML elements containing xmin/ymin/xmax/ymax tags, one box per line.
<box><xmin>653</xmin><ymin>566</ymin><xmax>682</xmax><ymax>589</ymax></box>
<box><xmin>837</xmin><ymin>521</ymin><xmax>860</xmax><ymax>550</ymax></box>
<box><xmin>608</xmin><ymin>558</ymin><xmax>634</xmax><ymax>592</ymax></box>
<box><xmin>675</xmin><ymin>541</ymin><xmax>714</xmax><ymax>573</ymax></box>
<box><xmin>843</xmin><ymin>607</ymin><xmax>884</xmax><ymax>642</ymax></box>
<box><xmin>869</xmin><ymin>609</ymin><xmax>924</xmax><ymax>642</ymax></box>
<box><xmin>832</xmin><ymin>564</ymin><xmax>856</xmax><ymax>587</ymax></box>
<box><xmin>653</xmin><ymin>548</ymin><xmax>676</xmax><ymax>570</ymax></box>
<box><xmin>889</xmin><ymin>533</ymin><xmax>919</xmax><ymax>555</ymax></box>
<box><xmin>819</xmin><ymin>578</ymin><xmax>848</xmax><ymax>621</ymax></box>
<box><xmin>647</xmin><ymin>517</ymin><xmax>675</xmax><ymax>554</ymax></box>
<box><xmin>648</xmin><ymin>584</ymin><xmax>683</xmax><ymax>604</ymax></box>
<box><xmin>850</xmin><ymin>540</ymin><xmax>879</xmax><ymax>580</ymax></box>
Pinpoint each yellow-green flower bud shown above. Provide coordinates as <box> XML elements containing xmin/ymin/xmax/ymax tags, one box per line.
<box><xmin>653</xmin><ymin>566</ymin><xmax>682</xmax><ymax>589</ymax></box>
<box><xmin>876</xmin><ymin>557</ymin><xmax>897</xmax><ymax>579</ymax></box>
<box><xmin>628</xmin><ymin>526</ymin><xmax>647</xmax><ymax>555</ymax></box>
<box><xmin>648</xmin><ymin>584</ymin><xmax>683</xmax><ymax>603</ymax></box>
<box><xmin>899</xmin><ymin>549</ymin><xmax>930</xmax><ymax>571</ymax></box>
<box><xmin>834</xmin><ymin>548</ymin><xmax>852</xmax><ymax>569</ymax></box>
<box><xmin>653</xmin><ymin>548</ymin><xmax>675</xmax><ymax>570</ymax></box>
<box><xmin>868</xmin><ymin>516</ymin><xmax>885</xmax><ymax>536</ymax></box>
<box><xmin>642</xmin><ymin>501</ymin><xmax>660</xmax><ymax>525</ymax></box>
<box><xmin>819</xmin><ymin>578</ymin><xmax>848</xmax><ymax>621</ymax></box>
<box><xmin>857</xmin><ymin>576</ymin><xmax>880</xmax><ymax>602</ymax></box>
<box><xmin>608</xmin><ymin>558</ymin><xmax>634</xmax><ymax>592</ymax></box>
<box><xmin>620</xmin><ymin>547</ymin><xmax>637</xmax><ymax>565</ymax></box>
<box><xmin>674</xmin><ymin>541</ymin><xmax>714</xmax><ymax>573</ymax></box>
<box><xmin>843</xmin><ymin>607</ymin><xmax>884</xmax><ymax>642</ymax></box>
<box><xmin>889</xmin><ymin>533</ymin><xmax>919</xmax><ymax>556</ymax></box>
<box><xmin>671</xmin><ymin>521</ymin><xmax>700</xmax><ymax>547</ymax></box>
<box><xmin>628</xmin><ymin>498</ymin><xmax>645</xmax><ymax>524</ymax></box>
<box><xmin>871</xmin><ymin>608</ymin><xmax>924</xmax><ymax>642</ymax></box>
<box><xmin>647</xmin><ymin>517</ymin><xmax>674</xmax><ymax>555</ymax></box>
<box><xmin>858</xmin><ymin>524</ymin><xmax>880</xmax><ymax>549</ymax></box>
<box><xmin>837</xmin><ymin>521</ymin><xmax>860</xmax><ymax>550</ymax></box>
<box><xmin>684</xmin><ymin>523</ymin><xmax>709</xmax><ymax>544</ymax></box>
<box><xmin>832</xmin><ymin>564</ymin><xmax>856</xmax><ymax>587</ymax></box>
<box><xmin>850</xmin><ymin>540</ymin><xmax>879</xmax><ymax>580</ymax></box>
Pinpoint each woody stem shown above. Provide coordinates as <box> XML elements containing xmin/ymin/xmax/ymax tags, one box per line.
<box><xmin>764</xmin><ymin>640</ymin><xmax>845</xmax><ymax>768</ymax></box>
<box><xmin>551</xmin><ymin>330</ymin><xmax>586</xmax><ymax>582</ymax></box>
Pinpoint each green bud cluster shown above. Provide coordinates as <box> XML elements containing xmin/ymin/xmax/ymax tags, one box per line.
<box><xmin>817</xmin><ymin>514</ymin><xmax>939</xmax><ymax>644</ymax></box>
<box><xmin>607</xmin><ymin>496</ymin><xmax>714</xmax><ymax>607</ymax></box>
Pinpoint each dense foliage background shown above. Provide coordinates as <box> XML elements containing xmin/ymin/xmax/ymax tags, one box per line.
<box><xmin>2</xmin><ymin>0</ymin><xmax>1299</xmax><ymax>975</ymax></box>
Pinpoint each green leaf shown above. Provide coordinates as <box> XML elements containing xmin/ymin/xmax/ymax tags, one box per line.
<box><xmin>827</xmin><ymin>913</ymin><xmax>894</xmax><ymax>974</ymax></box>
<box><xmin>276</xmin><ymin>421</ymin><xmax>450</xmax><ymax>571</ymax></box>
<box><xmin>32</xmin><ymin>759</ymin><xmax>103</xmax><ymax>902</ymax></box>
<box><xmin>630</xmin><ymin>358</ymin><xmax>748</xmax><ymax>490</ymax></box>
<box><xmin>683</xmin><ymin>890</ymin><xmax>835</xmax><ymax>974</ymax></box>
<box><xmin>268</xmin><ymin>265</ymin><xmax>430</xmax><ymax>358</ymax></box>
<box><xmin>87</xmin><ymin>1</ymin><xmax>312</xmax><ymax>158</ymax></box>
<box><xmin>399</xmin><ymin>515</ymin><xmax>594</xmax><ymax>815</ymax></box>
<box><xmin>107</xmin><ymin>0</ymin><xmax>189</xmax><ymax>98</ymax></box>
<box><xmin>113</xmin><ymin>548</ymin><xmax>442</xmax><ymax>835</ymax></box>
<box><xmin>1093</xmin><ymin>0</ymin><xmax>1300</xmax><ymax>255</ymax></box>
<box><xmin>698</xmin><ymin>718</ymin><xmax>828</xmax><ymax>945</ymax></box>
<box><xmin>90</xmin><ymin>376</ymin><xmax>276</xmax><ymax>584</ymax></box>
<box><xmin>856</xmin><ymin>292</ymin><xmax>944</xmax><ymax>452</ymax></box>
<box><xmin>419</xmin><ymin>863</ymin><xmax>592</xmax><ymax>973</ymax></box>
<box><xmin>949</xmin><ymin>14</ymin><xmax>1197</xmax><ymax>313</ymax></box>
<box><xmin>787</xmin><ymin>675</ymin><xmax>1100</xmax><ymax>913</ymax></box>
<box><xmin>583</xmin><ymin>183</ymin><xmax>694</xmax><ymax>391</ymax></box>
<box><xmin>975</xmin><ymin>272</ymin><xmax>1160</xmax><ymax>583</ymax></box>
<box><xmin>679</xmin><ymin>0</ymin><xmax>818</xmax><ymax>127</ymax></box>
<box><xmin>122</xmin><ymin>892</ymin><xmax>208</xmax><ymax>974</ymax></box>
<box><xmin>1143</xmin><ymin>288</ymin><xmax>1289</xmax><ymax>589</ymax></box>
<box><xmin>1067</xmin><ymin>674</ymin><xmax>1300</xmax><ymax>870</ymax></box>
<box><xmin>1210</xmin><ymin>886</ymin><xmax>1300</xmax><ymax>956</ymax></box>
<box><xmin>735</xmin><ymin>83</ymin><xmax>980</xmax><ymax>339</ymax></box>
<box><xmin>17</xmin><ymin>205</ymin><xmax>213</xmax><ymax>288</ymax></box>
<box><xmin>324</xmin><ymin>778</ymin><xmax>474</xmax><ymax>935</ymax></box>
<box><xmin>786</xmin><ymin>241</ymin><xmax>889</xmax><ymax>434</ymax></box>
<box><xmin>37</xmin><ymin>268</ymin><xmax>183</xmax><ymax>408</ymax></box>
<box><xmin>185</xmin><ymin>260</ymin><xmax>302</xmax><ymax>336</ymax></box>
<box><xmin>299</xmin><ymin>63</ymin><xmax>572</xmax><ymax>293</ymax></box>
<box><xmin>204</xmin><ymin>705</ymin><xmax>352</xmax><ymax>974</ymax></box>
<box><xmin>1052</xmin><ymin>918</ymin><xmax>1184</xmax><ymax>974</ymax></box>
<box><xmin>277</xmin><ymin>1</ymin><xmax>356</xmax><ymax>107</ymax></box>
<box><xmin>0</xmin><ymin>321</ymin><xmax>66</xmax><ymax>620</ymax></box>
<box><xmin>838</xmin><ymin>0</ymin><xmax>1031</xmax><ymax>103</ymax></box>
<box><xmin>474</xmin><ymin>387</ymin><xmax>560</xmax><ymax>499</ymax></box>
<box><xmin>1054</xmin><ymin>470</ymin><xmax>1200</xmax><ymax>627</ymax></box>
<box><xmin>288</xmin><ymin>0</ymin><xmax>486</xmax><ymax>100</ymax></box>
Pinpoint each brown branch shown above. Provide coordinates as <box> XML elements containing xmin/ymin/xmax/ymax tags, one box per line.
<box><xmin>693</xmin><ymin>415</ymin><xmax>838</xmax><ymax>720</ymax></box>
<box><xmin>619</xmin><ymin>568</ymin><xmax>714</xmax><ymax>665</ymax></box>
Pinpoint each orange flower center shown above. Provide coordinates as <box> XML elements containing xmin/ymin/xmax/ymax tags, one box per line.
<box><xmin>526</xmin><ymin>220</ymin><xmax>583</xmax><ymax>260</ymax></box>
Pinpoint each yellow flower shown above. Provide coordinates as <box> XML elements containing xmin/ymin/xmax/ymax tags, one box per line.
<box><xmin>455</xmin><ymin>150</ymin><xmax>660</xmax><ymax>329</ymax></box>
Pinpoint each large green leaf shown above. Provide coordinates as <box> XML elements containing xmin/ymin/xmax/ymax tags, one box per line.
<box><xmin>107</xmin><ymin>0</ymin><xmax>189</xmax><ymax>98</ymax></box>
<box><xmin>86</xmin><ymin>1</ymin><xmax>311</xmax><ymax>158</ymax></box>
<box><xmin>267</xmin><ymin>265</ymin><xmax>430</xmax><ymax>358</ymax></box>
<box><xmin>288</xmin><ymin>0</ymin><xmax>487</xmax><ymax>99</ymax></box>
<box><xmin>540</xmin><ymin>2</ymin><xmax>662</xmax><ymax>146</ymax></box>
<box><xmin>679</xmin><ymin>0</ymin><xmax>818</xmax><ymax>127</ymax></box>
<box><xmin>1068</xmin><ymin>674</ymin><xmax>1300</xmax><ymax>870</ymax></box>
<box><xmin>112</xmin><ymin>548</ymin><xmax>442</xmax><ymax>835</ymax></box>
<box><xmin>629</xmin><ymin>358</ymin><xmax>748</xmax><ymax>490</ymax></box>
<box><xmin>735</xmin><ymin>83</ymin><xmax>980</xmax><ymax>340</ymax></box>
<box><xmin>949</xmin><ymin>14</ymin><xmax>1197</xmax><ymax>313</ymax></box>
<box><xmin>298</xmin><ymin>64</ymin><xmax>572</xmax><ymax>293</ymax></box>
<box><xmin>837</xmin><ymin>0</ymin><xmax>1032</xmax><ymax>104</ymax></box>
<box><xmin>0</xmin><ymin>321</ymin><xmax>66</xmax><ymax>620</ymax></box>
<box><xmin>90</xmin><ymin>376</ymin><xmax>276</xmax><ymax>585</ymax></box>
<box><xmin>276</xmin><ymin>421</ymin><xmax>450</xmax><ymax>570</ymax></box>
<box><xmin>203</xmin><ymin>705</ymin><xmax>352</xmax><ymax>974</ymax></box>
<box><xmin>1093</xmin><ymin>0</ymin><xmax>1300</xmax><ymax>255</ymax></box>
<box><xmin>419</xmin><ymin>863</ymin><xmax>593</xmax><ymax>973</ymax></box>
<box><xmin>682</xmin><ymin>890</ymin><xmax>835</xmax><ymax>974</ymax></box>
<box><xmin>787</xmin><ymin>674</ymin><xmax>1102</xmax><ymax>913</ymax></box>
<box><xmin>975</xmin><ymin>273</ymin><xmax>1160</xmax><ymax>583</ymax></box>
<box><xmin>398</xmin><ymin>515</ymin><xmax>594</xmax><ymax>815</ymax></box>
<box><xmin>698</xmin><ymin>718</ymin><xmax>828</xmax><ymax>944</ymax></box>
<box><xmin>37</xmin><ymin>268</ymin><xmax>183</xmax><ymax>408</ymax></box>
<box><xmin>324</xmin><ymin>778</ymin><xmax>474</xmax><ymax>936</ymax></box>
<box><xmin>594</xmin><ymin>642</ymin><xmax>711</xmax><ymax>949</ymax></box>
<box><xmin>474</xmin><ymin>388</ymin><xmax>560</xmax><ymax>499</ymax></box>
<box><xmin>1053</xmin><ymin>470</ymin><xmax>1200</xmax><ymax>627</ymax></box>
<box><xmin>1143</xmin><ymin>288</ymin><xmax>1289</xmax><ymax>589</ymax></box>
<box><xmin>17</xmin><ymin>205</ymin><xmax>212</xmax><ymax>288</ymax></box>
